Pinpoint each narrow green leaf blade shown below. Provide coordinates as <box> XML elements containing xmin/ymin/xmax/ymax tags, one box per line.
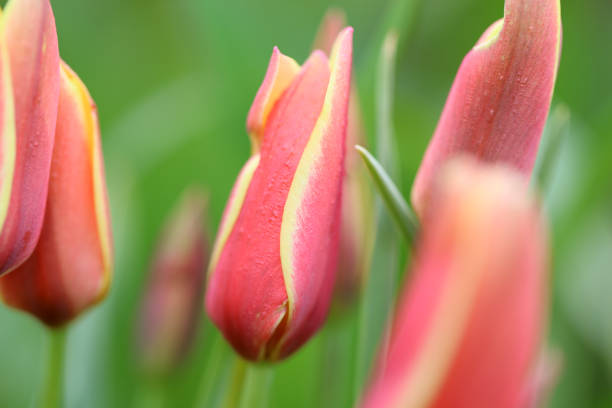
<box><xmin>356</xmin><ymin>145</ymin><xmax>419</xmax><ymax>246</ymax></box>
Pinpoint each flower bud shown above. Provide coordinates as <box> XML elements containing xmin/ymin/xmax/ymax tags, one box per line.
<box><xmin>313</xmin><ymin>9</ymin><xmax>373</xmax><ymax>305</ymax></box>
<box><xmin>136</xmin><ymin>188</ymin><xmax>209</xmax><ymax>374</ymax></box>
<box><xmin>0</xmin><ymin>61</ymin><xmax>113</xmax><ymax>327</ymax></box>
<box><xmin>0</xmin><ymin>0</ymin><xmax>60</xmax><ymax>275</ymax></box>
<box><xmin>412</xmin><ymin>0</ymin><xmax>562</xmax><ymax>216</ymax></box>
<box><xmin>362</xmin><ymin>157</ymin><xmax>549</xmax><ymax>408</ymax></box>
<box><xmin>206</xmin><ymin>28</ymin><xmax>353</xmax><ymax>361</ymax></box>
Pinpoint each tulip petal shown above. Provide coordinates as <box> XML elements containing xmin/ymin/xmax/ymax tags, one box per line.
<box><xmin>207</xmin><ymin>153</ymin><xmax>260</xmax><ymax>277</ymax></box>
<box><xmin>277</xmin><ymin>27</ymin><xmax>353</xmax><ymax>358</ymax></box>
<box><xmin>411</xmin><ymin>0</ymin><xmax>562</xmax><ymax>215</ymax></box>
<box><xmin>312</xmin><ymin>9</ymin><xmax>374</xmax><ymax>306</ymax></box>
<box><xmin>0</xmin><ymin>0</ymin><xmax>60</xmax><ymax>274</ymax></box>
<box><xmin>0</xmin><ymin>61</ymin><xmax>113</xmax><ymax>327</ymax></box>
<box><xmin>363</xmin><ymin>158</ymin><xmax>548</xmax><ymax>408</ymax></box>
<box><xmin>246</xmin><ymin>47</ymin><xmax>300</xmax><ymax>152</ymax></box>
<box><xmin>206</xmin><ymin>51</ymin><xmax>332</xmax><ymax>360</ymax></box>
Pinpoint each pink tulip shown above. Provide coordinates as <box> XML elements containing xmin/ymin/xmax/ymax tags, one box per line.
<box><xmin>137</xmin><ymin>188</ymin><xmax>210</xmax><ymax>374</ymax></box>
<box><xmin>206</xmin><ymin>28</ymin><xmax>353</xmax><ymax>361</ymax></box>
<box><xmin>363</xmin><ymin>157</ymin><xmax>549</xmax><ymax>408</ymax></box>
<box><xmin>0</xmin><ymin>0</ymin><xmax>60</xmax><ymax>275</ymax></box>
<box><xmin>411</xmin><ymin>0</ymin><xmax>562</xmax><ymax>216</ymax></box>
<box><xmin>0</xmin><ymin>61</ymin><xmax>113</xmax><ymax>327</ymax></box>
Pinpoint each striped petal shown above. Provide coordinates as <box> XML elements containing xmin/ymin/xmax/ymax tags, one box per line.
<box><xmin>0</xmin><ymin>61</ymin><xmax>113</xmax><ymax>327</ymax></box>
<box><xmin>411</xmin><ymin>0</ymin><xmax>562</xmax><ymax>216</ymax></box>
<box><xmin>0</xmin><ymin>0</ymin><xmax>60</xmax><ymax>275</ymax></box>
<box><xmin>313</xmin><ymin>9</ymin><xmax>373</xmax><ymax>305</ymax></box>
<box><xmin>363</xmin><ymin>157</ymin><xmax>548</xmax><ymax>408</ymax></box>
<box><xmin>278</xmin><ymin>27</ymin><xmax>353</xmax><ymax>357</ymax></box>
<box><xmin>205</xmin><ymin>28</ymin><xmax>353</xmax><ymax>361</ymax></box>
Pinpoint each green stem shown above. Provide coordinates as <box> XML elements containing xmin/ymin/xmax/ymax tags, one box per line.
<box><xmin>194</xmin><ymin>333</ymin><xmax>227</xmax><ymax>408</ymax></box>
<box><xmin>41</xmin><ymin>328</ymin><xmax>67</xmax><ymax>408</ymax></box>
<box><xmin>134</xmin><ymin>377</ymin><xmax>165</xmax><ymax>408</ymax></box>
<box><xmin>221</xmin><ymin>357</ymin><xmax>247</xmax><ymax>408</ymax></box>
<box><xmin>238</xmin><ymin>364</ymin><xmax>274</xmax><ymax>408</ymax></box>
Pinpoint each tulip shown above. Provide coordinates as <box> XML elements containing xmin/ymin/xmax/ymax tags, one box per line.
<box><xmin>411</xmin><ymin>0</ymin><xmax>562</xmax><ymax>216</ymax></box>
<box><xmin>313</xmin><ymin>9</ymin><xmax>373</xmax><ymax>304</ymax></box>
<box><xmin>0</xmin><ymin>0</ymin><xmax>60</xmax><ymax>275</ymax></box>
<box><xmin>0</xmin><ymin>61</ymin><xmax>113</xmax><ymax>327</ymax></box>
<box><xmin>362</xmin><ymin>157</ymin><xmax>549</xmax><ymax>408</ymax></box>
<box><xmin>206</xmin><ymin>28</ymin><xmax>353</xmax><ymax>361</ymax></box>
<box><xmin>137</xmin><ymin>188</ymin><xmax>209</xmax><ymax>374</ymax></box>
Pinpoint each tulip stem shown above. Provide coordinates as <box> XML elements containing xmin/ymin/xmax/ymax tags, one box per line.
<box><xmin>134</xmin><ymin>377</ymin><xmax>165</xmax><ymax>408</ymax></box>
<box><xmin>238</xmin><ymin>364</ymin><xmax>274</xmax><ymax>408</ymax></box>
<box><xmin>194</xmin><ymin>332</ymin><xmax>228</xmax><ymax>408</ymax></box>
<box><xmin>222</xmin><ymin>357</ymin><xmax>248</xmax><ymax>408</ymax></box>
<box><xmin>41</xmin><ymin>327</ymin><xmax>67</xmax><ymax>408</ymax></box>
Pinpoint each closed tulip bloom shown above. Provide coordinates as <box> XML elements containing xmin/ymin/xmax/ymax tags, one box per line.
<box><xmin>411</xmin><ymin>0</ymin><xmax>562</xmax><ymax>215</ymax></box>
<box><xmin>362</xmin><ymin>157</ymin><xmax>548</xmax><ymax>408</ymax></box>
<box><xmin>137</xmin><ymin>188</ymin><xmax>209</xmax><ymax>374</ymax></box>
<box><xmin>0</xmin><ymin>61</ymin><xmax>113</xmax><ymax>327</ymax></box>
<box><xmin>206</xmin><ymin>28</ymin><xmax>353</xmax><ymax>361</ymax></box>
<box><xmin>0</xmin><ymin>0</ymin><xmax>60</xmax><ymax>275</ymax></box>
<box><xmin>313</xmin><ymin>9</ymin><xmax>373</xmax><ymax>304</ymax></box>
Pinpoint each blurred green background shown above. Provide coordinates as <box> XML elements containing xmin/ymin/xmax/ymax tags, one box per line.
<box><xmin>0</xmin><ymin>0</ymin><xmax>610</xmax><ymax>407</ymax></box>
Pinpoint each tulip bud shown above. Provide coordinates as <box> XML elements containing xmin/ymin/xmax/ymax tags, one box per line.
<box><xmin>362</xmin><ymin>157</ymin><xmax>549</xmax><ymax>408</ymax></box>
<box><xmin>313</xmin><ymin>9</ymin><xmax>373</xmax><ymax>305</ymax></box>
<box><xmin>0</xmin><ymin>61</ymin><xmax>113</xmax><ymax>327</ymax></box>
<box><xmin>136</xmin><ymin>188</ymin><xmax>209</xmax><ymax>374</ymax></box>
<box><xmin>206</xmin><ymin>28</ymin><xmax>353</xmax><ymax>361</ymax></box>
<box><xmin>411</xmin><ymin>0</ymin><xmax>562</xmax><ymax>215</ymax></box>
<box><xmin>0</xmin><ymin>0</ymin><xmax>60</xmax><ymax>275</ymax></box>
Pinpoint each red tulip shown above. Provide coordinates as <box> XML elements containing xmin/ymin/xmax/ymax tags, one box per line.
<box><xmin>313</xmin><ymin>9</ymin><xmax>373</xmax><ymax>304</ymax></box>
<box><xmin>137</xmin><ymin>188</ymin><xmax>209</xmax><ymax>374</ymax></box>
<box><xmin>362</xmin><ymin>157</ymin><xmax>549</xmax><ymax>408</ymax></box>
<box><xmin>411</xmin><ymin>0</ymin><xmax>562</xmax><ymax>216</ymax></box>
<box><xmin>206</xmin><ymin>28</ymin><xmax>353</xmax><ymax>361</ymax></box>
<box><xmin>0</xmin><ymin>61</ymin><xmax>113</xmax><ymax>327</ymax></box>
<box><xmin>0</xmin><ymin>0</ymin><xmax>60</xmax><ymax>275</ymax></box>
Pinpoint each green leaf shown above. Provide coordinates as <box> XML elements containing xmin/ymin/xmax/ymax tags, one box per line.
<box><xmin>533</xmin><ymin>104</ymin><xmax>571</xmax><ymax>195</ymax></box>
<box><xmin>352</xmin><ymin>31</ymin><xmax>410</xmax><ymax>405</ymax></box>
<box><xmin>356</xmin><ymin>145</ymin><xmax>419</xmax><ymax>246</ymax></box>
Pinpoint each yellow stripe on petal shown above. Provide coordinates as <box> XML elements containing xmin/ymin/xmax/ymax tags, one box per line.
<box><xmin>389</xmin><ymin>255</ymin><xmax>484</xmax><ymax>408</ymax></box>
<box><xmin>0</xmin><ymin>35</ymin><xmax>16</xmax><ymax>237</ymax></box>
<box><xmin>280</xmin><ymin>28</ymin><xmax>352</xmax><ymax>326</ymax></box>
<box><xmin>246</xmin><ymin>48</ymin><xmax>300</xmax><ymax>152</ymax></box>
<box><xmin>390</xmin><ymin>160</ymin><xmax>536</xmax><ymax>408</ymax></box>
<box><xmin>473</xmin><ymin>19</ymin><xmax>504</xmax><ymax>51</ymax></box>
<box><xmin>208</xmin><ymin>153</ymin><xmax>260</xmax><ymax>279</ymax></box>
<box><xmin>59</xmin><ymin>61</ymin><xmax>114</xmax><ymax>299</ymax></box>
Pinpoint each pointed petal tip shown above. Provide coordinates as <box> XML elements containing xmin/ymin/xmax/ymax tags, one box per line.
<box><xmin>246</xmin><ymin>47</ymin><xmax>300</xmax><ymax>151</ymax></box>
<box><xmin>411</xmin><ymin>0</ymin><xmax>562</xmax><ymax>216</ymax></box>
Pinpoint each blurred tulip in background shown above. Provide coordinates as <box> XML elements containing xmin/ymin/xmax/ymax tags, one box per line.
<box><xmin>136</xmin><ymin>188</ymin><xmax>209</xmax><ymax>375</ymax></box>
